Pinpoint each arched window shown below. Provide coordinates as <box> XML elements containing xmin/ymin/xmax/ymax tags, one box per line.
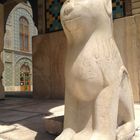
<box><xmin>20</xmin><ymin>63</ymin><xmax>31</xmax><ymax>91</ymax></box>
<box><xmin>19</xmin><ymin>17</ymin><xmax>29</xmax><ymax>51</ymax></box>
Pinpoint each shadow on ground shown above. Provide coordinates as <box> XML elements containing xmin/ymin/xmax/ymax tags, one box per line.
<box><xmin>0</xmin><ymin>96</ymin><xmax>64</xmax><ymax>140</ymax></box>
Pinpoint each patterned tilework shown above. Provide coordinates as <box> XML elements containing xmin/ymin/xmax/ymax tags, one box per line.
<box><xmin>4</xmin><ymin>52</ymin><xmax>12</xmax><ymax>63</ymax></box>
<box><xmin>4</xmin><ymin>63</ymin><xmax>13</xmax><ymax>86</ymax></box>
<box><xmin>3</xmin><ymin>3</ymin><xmax>37</xmax><ymax>91</ymax></box>
<box><xmin>46</xmin><ymin>0</ymin><xmax>64</xmax><ymax>32</ymax></box>
<box><xmin>46</xmin><ymin>0</ymin><xmax>125</xmax><ymax>32</ymax></box>
<box><xmin>112</xmin><ymin>0</ymin><xmax>124</xmax><ymax>19</ymax></box>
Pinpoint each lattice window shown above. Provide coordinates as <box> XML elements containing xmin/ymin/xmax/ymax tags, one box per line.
<box><xmin>20</xmin><ymin>63</ymin><xmax>31</xmax><ymax>91</ymax></box>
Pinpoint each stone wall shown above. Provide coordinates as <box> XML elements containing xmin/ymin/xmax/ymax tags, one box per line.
<box><xmin>0</xmin><ymin>4</ymin><xmax>5</xmax><ymax>99</ymax></box>
<box><xmin>33</xmin><ymin>31</ymin><xmax>66</xmax><ymax>99</ymax></box>
<box><xmin>33</xmin><ymin>15</ymin><xmax>140</xmax><ymax>102</ymax></box>
<box><xmin>114</xmin><ymin>14</ymin><xmax>140</xmax><ymax>103</ymax></box>
<box><xmin>131</xmin><ymin>0</ymin><xmax>140</xmax><ymax>15</ymax></box>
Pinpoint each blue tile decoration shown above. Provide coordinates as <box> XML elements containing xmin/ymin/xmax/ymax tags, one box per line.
<box><xmin>46</xmin><ymin>0</ymin><xmax>125</xmax><ymax>32</ymax></box>
<box><xmin>112</xmin><ymin>0</ymin><xmax>124</xmax><ymax>19</ymax></box>
<box><xmin>46</xmin><ymin>0</ymin><xmax>64</xmax><ymax>32</ymax></box>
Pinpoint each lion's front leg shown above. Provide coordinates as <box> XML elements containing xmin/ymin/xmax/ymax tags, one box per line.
<box><xmin>90</xmin><ymin>83</ymin><xmax>120</xmax><ymax>140</ymax></box>
<box><xmin>116</xmin><ymin>72</ymin><xmax>135</xmax><ymax>140</ymax></box>
<box><xmin>55</xmin><ymin>91</ymin><xmax>77</xmax><ymax>140</ymax></box>
<box><xmin>71</xmin><ymin>83</ymin><xmax>120</xmax><ymax>140</ymax></box>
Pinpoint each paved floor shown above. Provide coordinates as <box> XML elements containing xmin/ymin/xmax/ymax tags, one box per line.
<box><xmin>0</xmin><ymin>97</ymin><xmax>139</xmax><ymax>140</ymax></box>
<box><xmin>0</xmin><ymin>97</ymin><xmax>64</xmax><ymax>140</ymax></box>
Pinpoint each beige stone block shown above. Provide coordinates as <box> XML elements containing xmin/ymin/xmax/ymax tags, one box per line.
<box><xmin>133</xmin><ymin>9</ymin><xmax>140</xmax><ymax>15</ymax></box>
<box><xmin>132</xmin><ymin>2</ymin><xmax>140</xmax><ymax>9</ymax></box>
<box><xmin>132</xmin><ymin>0</ymin><xmax>140</xmax><ymax>3</ymax></box>
<box><xmin>114</xmin><ymin>15</ymin><xmax>140</xmax><ymax>103</ymax></box>
<box><xmin>33</xmin><ymin>32</ymin><xmax>66</xmax><ymax>99</ymax></box>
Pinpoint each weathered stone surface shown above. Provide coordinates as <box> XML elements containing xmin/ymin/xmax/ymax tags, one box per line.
<box><xmin>56</xmin><ymin>0</ymin><xmax>135</xmax><ymax>140</ymax></box>
<box><xmin>114</xmin><ymin>14</ymin><xmax>140</xmax><ymax>103</ymax></box>
<box><xmin>33</xmin><ymin>32</ymin><xmax>66</xmax><ymax>99</ymax></box>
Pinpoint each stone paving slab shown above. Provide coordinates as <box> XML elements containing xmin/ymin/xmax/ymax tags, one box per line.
<box><xmin>18</xmin><ymin>115</ymin><xmax>55</xmax><ymax>140</ymax></box>
<box><xmin>0</xmin><ymin>125</ymin><xmax>16</xmax><ymax>134</ymax></box>
<box><xmin>0</xmin><ymin>98</ymin><xmax>38</xmax><ymax>110</ymax></box>
<box><xmin>0</xmin><ymin>124</ymin><xmax>37</xmax><ymax>140</ymax></box>
<box><xmin>0</xmin><ymin>115</ymin><xmax>55</xmax><ymax>140</ymax></box>
<box><xmin>0</xmin><ymin>104</ymin><xmax>32</xmax><ymax>110</ymax></box>
<box><xmin>0</xmin><ymin>98</ymin><xmax>139</xmax><ymax>140</ymax></box>
<box><xmin>0</xmin><ymin>110</ymin><xmax>40</xmax><ymax>123</ymax></box>
<box><xmin>14</xmin><ymin>100</ymin><xmax>64</xmax><ymax>114</ymax></box>
<box><xmin>0</xmin><ymin>98</ymin><xmax>35</xmax><ymax>105</ymax></box>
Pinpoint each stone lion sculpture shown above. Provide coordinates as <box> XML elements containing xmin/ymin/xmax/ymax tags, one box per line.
<box><xmin>55</xmin><ymin>0</ymin><xmax>135</xmax><ymax>140</ymax></box>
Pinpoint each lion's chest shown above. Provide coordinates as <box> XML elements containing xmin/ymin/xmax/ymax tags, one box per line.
<box><xmin>71</xmin><ymin>53</ymin><xmax>102</xmax><ymax>82</ymax></box>
<box><xmin>65</xmin><ymin>49</ymin><xmax>104</xmax><ymax>101</ymax></box>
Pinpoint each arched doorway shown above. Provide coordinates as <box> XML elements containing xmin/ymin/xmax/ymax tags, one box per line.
<box><xmin>2</xmin><ymin>1</ymin><xmax>38</xmax><ymax>92</ymax></box>
<box><xmin>20</xmin><ymin>63</ymin><xmax>31</xmax><ymax>91</ymax></box>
